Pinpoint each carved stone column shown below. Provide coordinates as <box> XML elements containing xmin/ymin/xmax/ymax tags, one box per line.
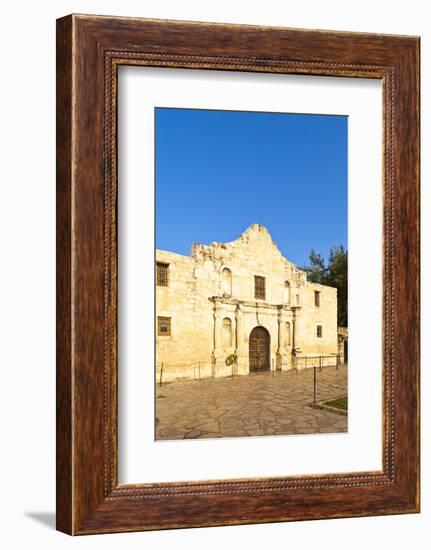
<box><xmin>212</xmin><ymin>301</ymin><xmax>227</xmax><ymax>377</ymax></box>
<box><xmin>291</xmin><ymin>305</ymin><xmax>302</xmax><ymax>370</ymax></box>
<box><xmin>276</xmin><ymin>306</ymin><xmax>290</xmax><ymax>370</ymax></box>
<box><xmin>235</xmin><ymin>303</ymin><xmax>248</xmax><ymax>375</ymax></box>
<box><xmin>213</xmin><ymin>304</ymin><xmax>222</xmax><ymax>352</ymax></box>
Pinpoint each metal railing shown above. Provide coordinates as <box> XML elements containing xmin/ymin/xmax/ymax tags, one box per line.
<box><xmin>156</xmin><ymin>354</ymin><xmax>346</xmax><ymax>395</ymax></box>
<box><xmin>291</xmin><ymin>354</ymin><xmax>344</xmax><ymax>404</ymax></box>
<box><xmin>293</xmin><ymin>353</ymin><xmax>341</xmax><ymax>371</ymax></box>
<box><xmin>156</xmin><ymin>360</ymin><xmax>213</xmax><ymax>386</ymax></box>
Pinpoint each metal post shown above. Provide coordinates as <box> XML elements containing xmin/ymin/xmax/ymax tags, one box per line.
<box><xmin>159</xmin><ymin>363</ymin><xmax>164</xmax><ymax>386</ymax></box>
<box><xmin>313</xmin><ymin>366</ymin><xmax>317</xmax><ymax>404</ymax></box>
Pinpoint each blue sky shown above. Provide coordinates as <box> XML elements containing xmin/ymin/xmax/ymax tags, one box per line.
<box><xmin>155</xmin><ymin>108</ymin><xmax>347</xmax><ymax>267</ymax></box>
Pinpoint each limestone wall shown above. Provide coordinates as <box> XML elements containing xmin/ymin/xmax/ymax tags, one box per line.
<box><xmin>156</xmin><ymin>250</ymin><xmax>213</xmax><ymax>380</ymax></box>
<box><xmin>297</xmin><ymin>281</ymin><xmax>338</xmax><ymax>356</ymax></box>
<box><xmin>191</xmin><ymin>223</ymin><xmax>306</xmax><ymax>304</ymax></box>
<box><xmin>155</xmin><ymin>224</ymin><xmax>339</xmax><ymax>381</ymax></box>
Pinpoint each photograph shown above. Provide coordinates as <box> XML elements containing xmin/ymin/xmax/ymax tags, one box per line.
<box><xmin>0</xmin><ymin>1</ymin><xmax>423</xmax><ymax>544</ymax></box>
<box><xmin>155</xmin><ymin>107</ymin><xmax>348</xmax><ymax>440</ymax></box>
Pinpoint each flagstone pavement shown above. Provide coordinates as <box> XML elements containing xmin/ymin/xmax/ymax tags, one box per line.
<box><xmin>156</xmin><ymin>365</ymin><xmax>347</xmax><ymax>440</ymax></box>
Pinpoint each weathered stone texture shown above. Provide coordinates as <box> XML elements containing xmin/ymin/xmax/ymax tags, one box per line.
<box><xmin>156</xmin><ymin>224</ymin><xmax>339</xmax><ymax>381</ymax></box>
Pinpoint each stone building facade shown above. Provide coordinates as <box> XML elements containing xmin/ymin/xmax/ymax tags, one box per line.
<box><xmin>156</xmin><ymin>224</ymin><xmax>339</xmax><ymax>382</ymax></box>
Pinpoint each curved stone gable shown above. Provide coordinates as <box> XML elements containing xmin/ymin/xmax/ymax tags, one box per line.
<box><xmin>192</xmin><ymin>224</ymin><xmax>295</xmax><ymax>272</ymax></box>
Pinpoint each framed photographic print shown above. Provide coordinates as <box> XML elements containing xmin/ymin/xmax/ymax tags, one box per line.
<box><xmin>56</xmin><ymin>14</ymin><xmax>420</xmax><ymax>534</ymax></box>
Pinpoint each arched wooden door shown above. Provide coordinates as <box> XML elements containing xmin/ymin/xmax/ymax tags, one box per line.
<box><xmin>249</xmin><ymin>326</ymin><xmax>270</xmax><ymax>372</ymax></box>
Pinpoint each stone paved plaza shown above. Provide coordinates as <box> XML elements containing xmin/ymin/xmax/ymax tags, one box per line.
<box><xmin>156</xmin><ymin>365</ymin><xmax>347</xmax><ymax>440</ymax></box>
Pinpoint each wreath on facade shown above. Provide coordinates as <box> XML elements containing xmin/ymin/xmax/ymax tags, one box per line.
<box><xmin>225</xmin><ymin>353</ymin><xmax>237</xmax><ymax>366</ymax></box>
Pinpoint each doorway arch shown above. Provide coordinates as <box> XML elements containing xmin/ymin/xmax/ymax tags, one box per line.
<box><xmin>249</xmin><ymin>326</ymin><xmax>270</xmax><ymax>372</ymax></box>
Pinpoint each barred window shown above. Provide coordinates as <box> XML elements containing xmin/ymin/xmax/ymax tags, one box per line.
<box><xmin>156</xmin><ymin>262</ymin><xmax>169</xmax><ymax>286</ymax></box>
<box><xmin>316</xmin><ymin>325</ymin><xmax>323</xmax><ymax>338</ymax></box>
<box><xmin>254</xmin><ymin>275</ymin><xmax>266</xmax><ymax>300</ymax></box>
<box><xmin>314</xmin><ymin>291</ymin><xmax>320</xmax><ymax>307</ymax></box>
<box><xmin>157</xmin><ymin>316</ymin><xmax>171</xmax><ymax>336</ymax></box>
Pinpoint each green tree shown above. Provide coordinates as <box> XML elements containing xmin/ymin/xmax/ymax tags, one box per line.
<box><xmin>302</xmin><ymin>249</ymin><xmax>327</xmax><ymax>284</ymax></box>
<box><xmin>302</xmin><ymin>245</ymin><xmax>348</xmax><ymax>327</ymax></box>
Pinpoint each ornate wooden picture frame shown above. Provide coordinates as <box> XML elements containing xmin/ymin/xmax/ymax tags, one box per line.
<box><xmin>56</xmin><ymin>14</ymin><xmax>420</xmax><ymax>534</ymax></box>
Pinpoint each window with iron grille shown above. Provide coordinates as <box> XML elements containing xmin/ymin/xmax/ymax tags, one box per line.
<box><xmin>157</xmin><ymin>316</ymin><xmax>171</xmax><ymax>336</ymax></box>
<box><xmin>156</xmin><ymin>262</ymin><xmax>169</xmax><ymax>286</ymax></box>
<box><xmin>316</xmin><ymin>325</ymin><xmax>323</xmax><ymax>338</ymax></box>
<box><xmin>314</xmin><ymin>290</ymin><xmax>320</xmax><ymax>307</ymax></box>
<box><xmin>254</xmin><ymin>275</ymin><xmax>266</xmax><ymax>300</ymax></box>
